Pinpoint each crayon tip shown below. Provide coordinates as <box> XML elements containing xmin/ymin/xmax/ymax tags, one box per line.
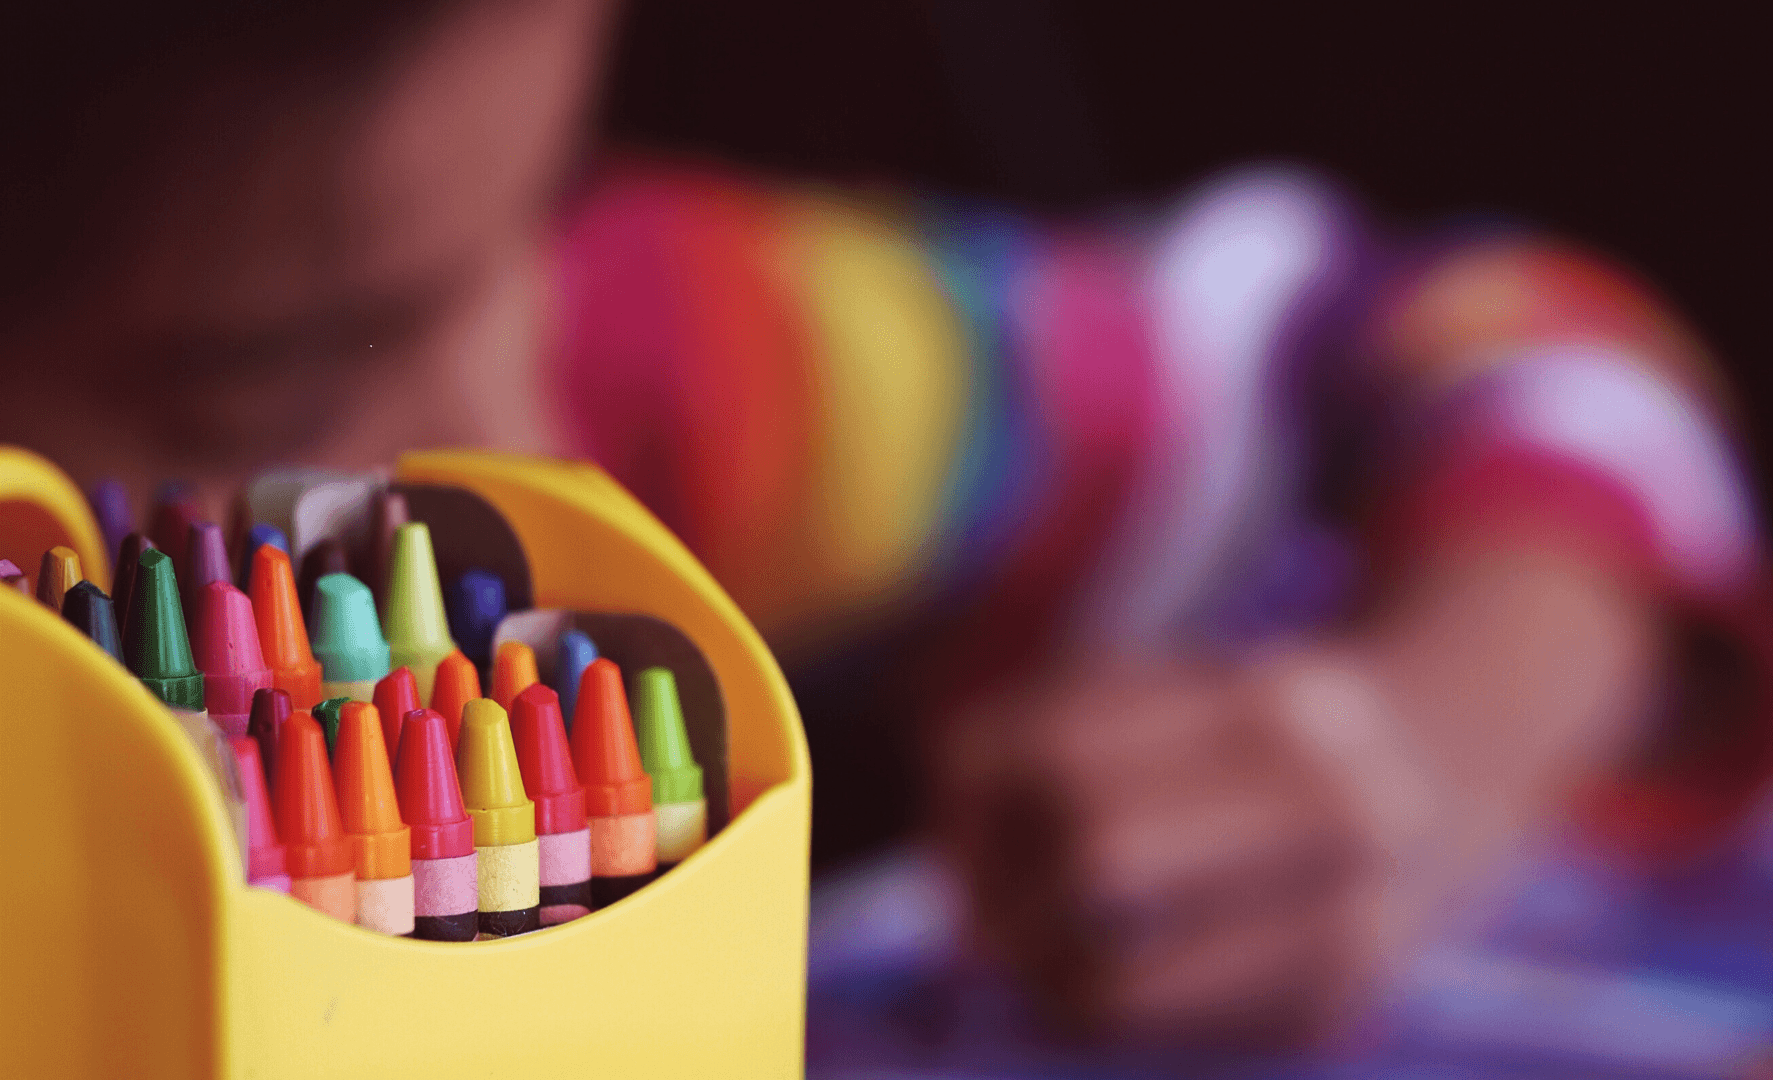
<box><xmin>123</xmin><ymin>547</ymin><xmax>205</xmax><ymax>710</ymax></box>
<box><xmin>243</xmin><ymin>523</ymin><xmax>289</xmax><ymax>581</ymax></box>
<box><xmin>112</xmin><ymin>533</ymin><xmax>156</xmax><ymax>634</ymax></box>
<box><xmin>429</xmin><ymin>650</ymin><xmax>481</xmax><ymax>748</ymax></box>
<box><xmin>394</xmin><ymin>709</ymin><xmax>476</xmax><ymax>859</ymax></box>
<box><xmin>373</xmin><ymin>667</ymin><xmax>422</xmax><ymax>763</ymax></box>
<box><xmin>272</xmin><ymin>711</ymin><xmax>355</xmax><ymax>879</ymax></box>
<box><xmin>149</xmin><ymin>492</ymin><xmax>201</xmax><ymax>570</ymax></box>
<box><xmin>182</xmin><ymin>521</ymin><xmax>230</xmax><ymax>623</ymax></box>
<box><xmin>296</xmin><ymin>539</ymin><xmax>351</xmax><ymax>625</ymax></box>
<box><xmin>61</xmin><ymin>580</ymin><xmax>123</xmax><ymax>662</ymax></box>
<box><xmin>632</xmin><ymin>667</ymin><xmax>703</xmax><ymax>804</ymax></box>
<box><xmin>310</xmin><ymin>573</ymin><xmax>391</xmax><ymax>684</ymax></box>
<box><xmin>0</xmin><ymin>559</ymin><xmax>28</xmax><ymax>594</ymax></box>
<box><xmin>445</xmin><ymin>568</ymin><xmax>506</xmax><ymax>668</ymax></box>
<box><xmin>456</xmin><ymin>699</ymin><xmax>536</xmax><ymax>846</ymax></box>
<box><xmin>510</xmin><ymin>685</ymin><xmax>587</xmax><ymax>834</ymax></box>
<box><xmin>228</xmin><ymin>735</ymin><xmax>289</xmax><ymax>888</ymax></box>
<box><xmin>35</xmin><ymin>545</ymin><xmax>82</xmax><ymax>610</ymax></box>
<box><xmin>333</xmin><ymin>702</ymin><xmax>411</xmax><ymax>880</ymax></box>
<box><xmin>571</xmin><ymin>658</ymin><xmax>653</xmax><ymax>816</ymax></box>
<box><xmin>85</xmin><ymin>478</ymin><xmax>133</xmax><ymax>571</ymax></box>
<box><xmin>312</xmin><ymin>697</ymin><xmax>351</xmax><ymax>756</ymax></box>
<box><xmin>382</xmin><ymin>522</ymin><xmax>456</xmax><ymax>702</ymax></box>
<box><xmin>225</xmin><ymin>490</ymin><xmax>253</xmax><ymax>585</ymax></box>
<box><xmin>191</xmin><ymin>581</ymin><xmax>273</xmax><ymax>735</ymax></box>
<box><xmin>248</xmin><ymin>687</ymin><xmax>292</xmax><ymax>788</ymax></box>
<box><xmin>491</xmin><ymin>639</ymin><xmax>539</xmax><ymax>713</ymax></box>
<box><xmin>248</xmin><ymin>544</ymin><xmax>322</xmax><ymax>710</ymax></box>
<box><xmin>554</xmin><ymin>630</ymin><xmax>598</xmax><ymax>733</ymax></box>
<box><xmin>368</xmin><ymin>489</ymin><xmax>410</xmax><ymax>603</ymax></box>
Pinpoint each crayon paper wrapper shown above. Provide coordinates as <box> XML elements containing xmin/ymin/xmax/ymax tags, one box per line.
<box><xmin>591</xmin><ymin>812</ymin><xmax>657</xmax><ymax>877</ymax></box>
<box><xmin>319</xmin><ymin>678</ymin><xmax>377</xmax><ymax>704</ymax></box>
<box><xmin>476</xmin><ymin>840</ymin><xmax>540</xmax><ymax>912</ymax></box>
<box><xmin>292</xmin><ymin>871</ymin><xmax>357</xmax><ymax>923</ymax></box>
<box><xmin>357</xmin><ymin>874</ymin><xmax>416</xmax><ymax>935</ymax></box>
<box><xmin>655</xmin><ymin>800</ymin><xmax>707</xmax><ymax>864</ymax></box>
<box><xmin>414</xmin><ymin>853</ymin><xmax>479</xmax><ymax>917</ymax></box>
<box><xmin>539</xmin><ymin>828</ymin><xmax>592</xmax><ymax>887</ymax></box>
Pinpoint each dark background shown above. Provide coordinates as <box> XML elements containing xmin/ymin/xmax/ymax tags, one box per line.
<box><xmin>604</xmin><ymin>1</ymin><xmax>1769</xmax><ymax>870</ymax></box>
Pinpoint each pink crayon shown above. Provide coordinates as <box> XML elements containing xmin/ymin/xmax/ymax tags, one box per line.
<box><xmin>191</xmin><ymin>581</ymin><xmax>273</xmax><ymax>737</ymax></box>
<box><xmin>228</xmin><ymin>736</ymin><xmax>290</xmax><ymax>893</ymax></box>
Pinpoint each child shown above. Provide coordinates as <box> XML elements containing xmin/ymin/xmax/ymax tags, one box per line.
<box><xmin>2</xmin><ymin>0</ymin><xmax>1764</xmax><ymax>1044</ymax></box>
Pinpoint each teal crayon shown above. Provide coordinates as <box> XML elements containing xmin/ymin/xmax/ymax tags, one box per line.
<box><xmin>310</xmin><ymin>572</ymin><xmax>390</xmax><ymax>703</ymax></box>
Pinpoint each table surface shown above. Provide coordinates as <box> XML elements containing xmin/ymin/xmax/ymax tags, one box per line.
<box><xmin>805</xmin><ymin>814</ymin><xmax>1773</xmax><ymax>1078</ymax></box>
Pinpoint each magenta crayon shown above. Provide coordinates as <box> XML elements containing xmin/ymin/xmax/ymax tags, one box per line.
<box><xmin>394</xmin><ymin>709</ymin><xmax>479</xmax><ymax>941</ymax></box>
<box><xmin>0</xmin><ymin>558</ymin><xmax>28</xmax><ymax>594</ymax></box>
<box><xmin>248</xmin><ymin>687</ymin><xmax>292</xmax><ymax>787</ymax></box>
<box><xmin>373</xmin><ymin>667</ymin><xmax>422</xmax><ymax>768</ymax></box>
<box><xmin>181</xmin><ymin>521</ymin><xmax>231</xmax><ymax>625</ymax></box>
<box><xmin>190</xmin><ymin>581</ymin><xmax>274</xmax><ymax>737</ymax></box>
<box><xmin>510</xmin><ymin>685</ymin><xmax>592</xmax><ymax>925</ymax></box>
<box><xmin>228</xmin><ymin>736</ymin><xmax>290</xmax><ymax>893</ymax></box>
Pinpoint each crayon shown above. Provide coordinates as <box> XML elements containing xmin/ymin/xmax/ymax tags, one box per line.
<box><xmin>0</xmin><ymin>559</ymin><xmax>28</xmax><ymax>594</ymax></box>
<box><xmin>112</xmin><ymin>533</ymin><xmax>155</xmax><ymax>635</ymax></box>
<box><xmin>457</xmin><ymin>699</ymin><xmax>540</xmax><ymax>937</ymax></box>
<box><xmin>633</xmin><ymin>667</ymin><xmax>706</xmax><ymax>869</ymax></box>
<box><xmin>445</xmin><ymin>568</ymin><xmax>506</xmax><ymax>669</ymax></box>
<box><xmin>491</xmin><ymin>639</ymin><xmax>538</xmax><ymax>713</ymax></box>
<box><xmin>238</xmin><ymin>523</ymin><xmax>289</xmax><ymax>589</ymax></box>
<box><xmin>225</xmin><ymin>489</ymin><xmax>254</xmax><ymax>586</ymax></box>
<box><xmin>334</xmin><ymin>703</ymin><xmax>415</xmax><ymax>935</ymax></box>
<box><xmin>228</xmin><ymin>736</ymin><xmax>290</xmax><ymax>894</ymax></box>
<box><xmin>296</xmin><ymin>538</ymin><xmax>350</xmax><ymax>624</ymax></box>
<box><xmin>429</xmin><ymin>649</ymin><xmax>481</xmax><ymax>749</ymax></box>
<box><xmin>121</xmin><ymin>547</ymin><xmax>250</xmax><ymax>868</ymax></box>
<box><xmin>248</xmin><ymin>544</ymin><xmax>322</xmax><ymax>710</ymax></box>
<box><xmin>554</xmin><ymin>629</ymin><xmax>597</xmax><ymax>735</ymax></box>
<box><xmin>383</xmin><ymin>522</ymin><xmax>456</xmax><ymax>702</ymax></box>
<box><xmin>373</xmin><ymin>667</ymin><xmax>422</xmax><ymax>767</ymax></box>
<box><xmin>35</xmin><ymin>545</ymin><xmax>82</xmax><ymax>610</ymax></box>
<box><xmin>273</xmin><ymin>711</ymin><xmax>357</xmax><ymax>922</ymax></box>
<box><xmin>85</xmin><ymin>478</ymin><xmax>133</xmax><ymax>570</ymax></box>
<box><xmin>311</xmin><ymin>572</ymin><xmax>390</xmax><ymax>702</ymax></box>
<box><xmin>510</xmin><ymin>685</ymin><xmax>592</xmax><ymax>924</ymax></box>
<box><xmin>367</xmin><ymin>488</ymin><xmax>410</xmax><ymax>604</ymax></box>
<box><xmin>248</xmin><ymin>687</ymin><xmax>292</xmax><ymax>788</ymax></box>
<box><xmin>148</xmin><ymin>488</ymin><xmax>201</xmax><ymax>571</ymax></box>
<box><xmin>181</xmin><ymin>521</ymin><xmax>230</xmax><ymax>625</ymax></box>
<box><xmin>312</xmin><ymin>696</ymin><xmax>350</xmax><ymax>756</ymax></box>
<box><xmin>190</xmin><ymin>581</ymin><xmax>273</xmax><ymax>737</ymax></box>
<box><xmin>394</xmin><ymin>709</ymin><xmax>479</xmax><ymax>941</ymax></box>
<box><xmin>61</xmin><ymin>580</ymin><xmax>123</xmax><ymax>662</ymax></box>
<box><xmin>571</xmin><ymin>659</ymin><xmax>657</xmax><ymax>906</ymax></box>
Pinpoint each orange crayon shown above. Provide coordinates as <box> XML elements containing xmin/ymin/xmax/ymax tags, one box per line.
<box><xmin>571</xmin><ymin>658</ymin><xmax>657</xmax><ymax>907</ymax></box>
<box><xmin>429</xmin><ymin>649</ymin><xmax>480</xmax><ymax>749</ymax></box>
<box><xmin>333</xmin><ymin>702</ymin><xmax>414</xmax><ymax>935</ymax></box>
<box><xmin>273</xmin><ymin>711</ymin><xmax>356</xmax><ymax>922</ymax></box>
<box><xmin>249</xmin><ymin>545</ymin><xmax>323</xmax><ymax>710</ymax></box>
<box><xmin>491</xmin><ymin>639</ymin><xmax>538</xmax><ymax>713</ymax></box>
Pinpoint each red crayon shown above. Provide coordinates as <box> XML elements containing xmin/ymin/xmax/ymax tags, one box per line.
<box><xmin>190</xmin><ymin>581</ymin><xmax>274</xmax><ymax>737</ymax></box>
<box><xmin>510</xmin><ymin>685</ymin><xmax>592</xmax><ymax>925</ymax></box>
<box><xmin>273</xmin><ymin>711</ymin><xmax>356</xmax><ymax>922</ymax></box>
<box><xmin>247</xmin><ymin>687</ymin><xmax>292</xmax><ymax>788</ymax></box>
<box><xmin>394</xmin><ymin>709</ymin><xmax>479</xmax><ymax>941</ymax></box>
<box><xmin>228</xmin><ymin>736</ymin><xmax>290</xmax><ymax>893</ymax></box>
<box><xmin>373</xmin><ymin>667</ymin><xmax>422</xmax><ymax>768</ymax></box>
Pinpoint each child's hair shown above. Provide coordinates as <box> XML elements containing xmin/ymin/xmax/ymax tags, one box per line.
<box><xmin>0</xmin><ymin>2</ymin><xmax>465</xmax><ymax>328</ymax></box>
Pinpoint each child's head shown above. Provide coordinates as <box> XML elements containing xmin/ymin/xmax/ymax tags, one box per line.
<box><xmin>1</xmin><ymin>0</ymin><xmax>609</xmax><ymax>500</ymax></box>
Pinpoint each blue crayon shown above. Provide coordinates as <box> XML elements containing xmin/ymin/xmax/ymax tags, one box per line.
<box><xmin>238</xmin><ymin>523</ymin><xmax>290</xmax><ymax>588</ymax></box>
<box><xmin>444</xmin><ymin>569</ymin><xmax>506</xmax><ymax>670</ymax></box>
<box><xmin>554</xmin><ymin>630</ymin><xmax>598</xmax><ymax>735</ymax></box>
<box><xmin>85</xmin><ymin>479</ymin><xmax>133</xmax><ymax>569</ymax></box>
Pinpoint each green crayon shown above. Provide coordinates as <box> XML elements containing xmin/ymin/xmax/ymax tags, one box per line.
<box><xmin>123</xmin><ymin>548</ymin><xmax>206</xmax><ymax>710</ymax></box>
<box><xmin>312</xmin><ymin>696</ymin><xmax>352</xmax><ymax>757</ymax></box>
<box><xmin>632</xmin><ymin>667</ymin><xmax>706</xmax><ymax>870</ymax></box>
<box><xmin>382</xmin><ymin>523</ymin><xmax>457</xmax><ymax>704</ymax></box>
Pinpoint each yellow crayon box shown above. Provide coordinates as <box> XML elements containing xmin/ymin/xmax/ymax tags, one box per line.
<box><xmin>0</xmin><ymin>446</ymin><xmax>810</xmax><ymax>1078</ymax></box>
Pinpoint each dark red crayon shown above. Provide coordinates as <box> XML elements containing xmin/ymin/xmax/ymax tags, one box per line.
<box><xmin>149</xmin><ymin>490</ymin><xmax>202</xmax><ymax>570</ymax></box>
<box><xmin>112</xmin><ymin>533</ymin><xmax>157</xmax><ymax>637</ymax></box>
<box><xmin>297</xmin><ymin>539</ymin><xmax>350</xmax><ymax>626</ymax></box>
<box><xmin>248</xmin><ymin>687</ymin><xmax>292</xmax><ymax>789</ymax></box>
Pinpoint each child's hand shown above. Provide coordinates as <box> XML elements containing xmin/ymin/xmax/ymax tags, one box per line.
<box><xmin>931</xmin><ymin>549</ymin><xmax>1657</xmax><ymax>1045</ymax></box>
